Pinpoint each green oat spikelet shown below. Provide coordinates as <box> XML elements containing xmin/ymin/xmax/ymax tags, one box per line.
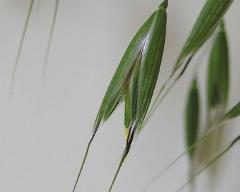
<box><xmin>72</xmin><ymin>1</ymin><xmax>168</xmax><ymax>191</ymax></box>
<box><xmin>108</xmin><ymin>2</ymin><xmax>168</xmax><ymax>190</ymax></box>
<box><xmin>199</xmin><ymin>20</ymin><xmax>230</xmax><ymax>165</ymax></box>
<box><xmin>109</xmin><ymin>1</ymin><xmax>168</xmax><ymax>190</ymax></box>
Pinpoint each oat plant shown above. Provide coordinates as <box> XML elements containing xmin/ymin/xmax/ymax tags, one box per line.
<box><xmin>72</xmin><ymin>0</ymin><xmax>237</xmax><ymax>191</ymax></box>
<box><xmin>72</xmin><ymin>1</ymin><xmax>168</xmax><ymax>191</ymax></box>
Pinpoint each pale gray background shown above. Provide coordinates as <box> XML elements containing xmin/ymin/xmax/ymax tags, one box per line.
<box><xmin>0</xmin><ymin>0</ymin><xmax>239</xmax><ymax>192</ymax></box>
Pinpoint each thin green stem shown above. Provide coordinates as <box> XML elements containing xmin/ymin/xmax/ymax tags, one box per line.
<box><xmin>10</xmin><ymin>0</ymin><xmax>34</xmax><ymax>94</ymax></box>
<box><xmin>188</xmin><ymin>160</ymin><xmax>196</xmax><ymax>192</ymax></box>
<box><xmin>43</xmin><ymin>0</ymin><xmax>59</xmax><ymax>75</ymax></box>
<box><xmin>144</xmin><ymin>56</ymin><xmax>192</xmax><ymax>127</ymax></box>
<box><xmin>72</xmin><ymin>130</ymin><xmax>97</xmax><ymax>192</ymax></box>
<box><xmin>108</xmin><ymin>127</ymin><xmax>135</xmax><ymax>192</ymax></box>
<box><xmin>108</xmin><ymin>149</ymin><xmax>129</xmax><ymax>192</ymax></box>
<box><xmin>142</xmin><ymin>119</ymin><xmax>225</xmax><ymax>191</ymax></box>
<box><xmin>175</xmin><ymin>135</ymin><xmax>240</xmax><ymax>192</ymax></box>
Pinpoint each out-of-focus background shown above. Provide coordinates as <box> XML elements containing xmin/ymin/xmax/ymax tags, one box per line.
<box><xmin>0</xmin><ymin>0</ymin><xmax>239</xmax><ymax>191</ymax></box>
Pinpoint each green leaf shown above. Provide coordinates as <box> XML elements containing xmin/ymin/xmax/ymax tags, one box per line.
<box><xmin>207</xmin><ymin>21</ymin><xmax>229</xmax><ymax>111</ymax></box>
<box><xmin>173</xmin><ymin>0</ymin><xmax>233</xmax><ymax>77</ymax></box>
<box><xmin>185</xmin><ymin>79</ymin><xmax>200</xmax><ymax>158</ymax></box>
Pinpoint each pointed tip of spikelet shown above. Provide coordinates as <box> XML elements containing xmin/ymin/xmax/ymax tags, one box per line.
<box><xmin>159</xmin><ymin>0</ymin><xmax>168</xmax><ymax>9</ymax></box>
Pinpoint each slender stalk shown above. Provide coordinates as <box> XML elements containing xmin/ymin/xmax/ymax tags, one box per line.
<box><xmin>175</xmin><ymin>135</ymin><xmax>240</xmax><ymax>192</ymax></box>
<box><xmin>43</xmin><ymin>0</ymin><xmax>59</xmax><ymax>75</ymax></box>
<box><xmin>188</xmin><ymin>160</ymin><xmax>195</xmax><ymax>192</ymax></box>
<box><xmin>10</xmin><ymin>0</ymin><xmax>34</xmax><ymax>94</ymax></box>
<box><xmin>142</xmin><ymin>119</ymin><xmax>226</xmax><ymax>191</ymax></box>
<box><xmin>108</xmin><ymin>127</ymin><xmax>135</xmax><ymax>192</ymax></box>
<box><xmin>72</xmin><ymin>130</ymin><xmax>97</xmax><ymax>192</ymax></box>
<box><xmin>108</xmin><ymin>149</ymin><xmax>129</xmax><ymax>192</ymax></box>
<box><xmin>145</xmin><ymin>57</ymin><xmax>192</xmax><ymax>126</ymax></box>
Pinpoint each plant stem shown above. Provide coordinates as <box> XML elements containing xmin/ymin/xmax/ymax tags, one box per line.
<box><xmin>188</xmin><ymin>160</ymin><xmax>196</xmax><ymax>192</ymax></box>
<box><xmin>72</xmin><ymin>130</ymin><xmax>97</xmax><ymax>192</ymax></box>
<box><xmin>142</xmin><ymin>120</ymin><xmax>226</xmax><ymax>191</ymax></box>
<box><xmin>108</xmin><ymin>127</ymin><xmax>135</xmax><ymax>192</ymax></box>
<box><xmin>108</xmin><ymin>149</ymin><xmax>129</xmax><ymax>192</ymax></box>
<box><xmin>10</xmin><ymin>0</ymin><xmax>34</xmax><ymax>94</ymax></box>
<box><xmin>145</xmin><ymin>56</ymin><xmax>192</xmax><ymax>127</ymax></box>
<box><xmin>176</xmin><ymin>134</ymin><xmax>240</xmax><ymax>192</ymax></box>
<box><xmin>43</xmin><ymin>0</ymin><xmax>59</xmax><ymax>75</ymax></box>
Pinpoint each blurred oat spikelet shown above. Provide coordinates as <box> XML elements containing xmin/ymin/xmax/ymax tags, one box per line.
<box><xmin>185</xmin><ymin>79</ymin><xmax>200</xmax><ymax>159</ymax></box>
<box><xmin>144</xmin><ymin>0</ymin><xmax>234</xmax><ymax>190</ymax></box>
<box><xmin>198</xmin><ymin>21</ymin><xmax>230</xmax><ymax>165</ymax></box>
<box><xmin>146</xmin><ymin>0</ymin><xmax>233</xmax><ymax>122</ymax></box>
<box><xmin>184</xmin><ymin>78</ymin><xmax>200</xmax><ymax>192</ymax></box>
